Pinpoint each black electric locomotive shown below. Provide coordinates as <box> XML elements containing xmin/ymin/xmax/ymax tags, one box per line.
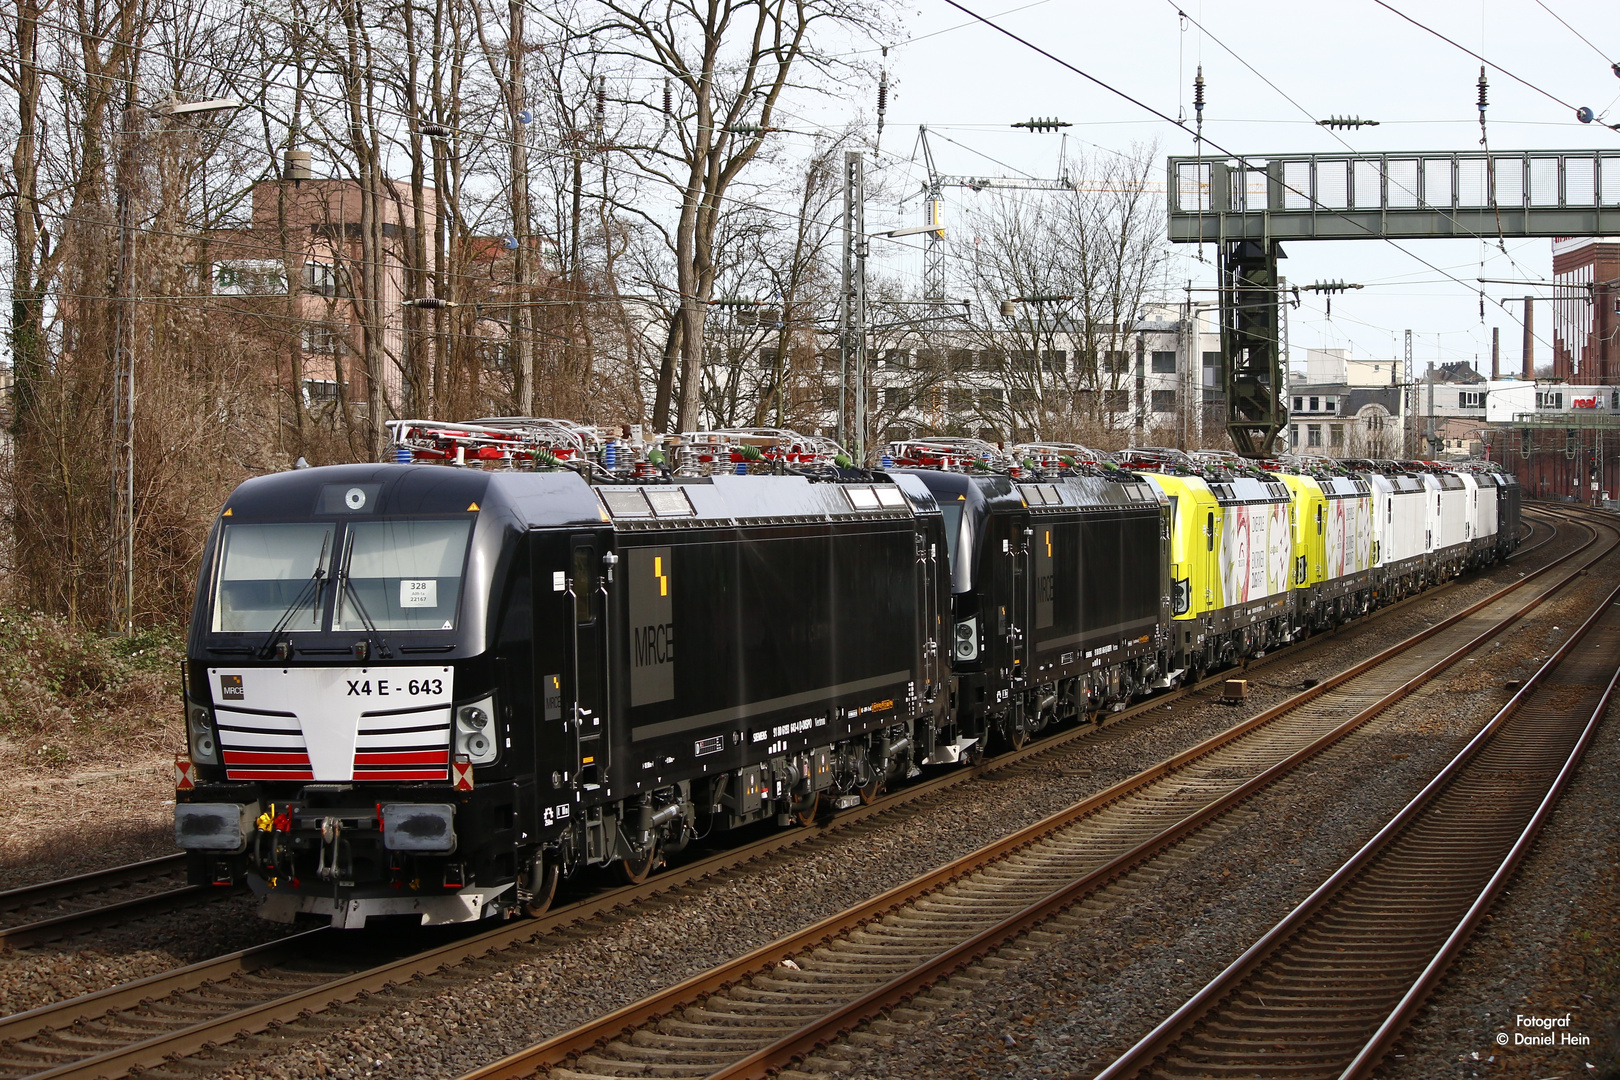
<box><xmin>888</xmin><ymin>438</ymin><xmax>1169</xmax><ymax>751</ymax></box>
<box><xmin>176</xmin><ymin>431</ymin><xmax>955</xmax><ymax>927</ymax></box>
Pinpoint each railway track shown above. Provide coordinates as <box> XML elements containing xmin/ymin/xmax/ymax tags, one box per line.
<box><xmin>0</xmin><ymin>856</ymin><xmax>237</xmax><ymax>952</ymax></box>
<box><xmin>1092</xmin><ymin>524</ymin><xmax>1620</xmax><ymax>1079</ymax></box>
<box><xmin>449</xmin><ymin>508</ymin><xmax>1612</xmax><ymax>1080</ymax></box>
<box><xmin>0</xmin><ymin>513</ymin><xmax>1565</xmax><ymax>1080</ymax></box>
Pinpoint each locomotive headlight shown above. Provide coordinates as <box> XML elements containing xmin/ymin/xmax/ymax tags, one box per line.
<box><xmin>953</xmin><ymin>617</ymin><xmax>978</xmax><ymax>662</ymax></box>
<box><xmin>456</xmin><ymin>697</ymin><xmax>499</xmax><ymax>765</ymax></box>
<box><xmin>187</xmin><ymin>702</ymin><xmax>219</xmax><ymax>765</ymax></box>
<box><xmin>1172</xmin><ymin>578</ymin><xmax>1191</xmax><ymax>617</ymax></box>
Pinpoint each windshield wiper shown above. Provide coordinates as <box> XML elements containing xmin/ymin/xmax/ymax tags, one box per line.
<box><xmin>256</xmin><ymin>532</ymin><xmax>331</xmax><ymax>660</ymax></box>
<box><xmin>336</xmin><ymin>534</ymin><xmax>393</xmax><ymax>660</ymax></box>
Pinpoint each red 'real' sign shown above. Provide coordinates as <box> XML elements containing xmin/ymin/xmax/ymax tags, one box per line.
<box><xmin>1573</xmin><ymin>397</ymin><xmax>1597</xmax><ymax>408</ymax></box>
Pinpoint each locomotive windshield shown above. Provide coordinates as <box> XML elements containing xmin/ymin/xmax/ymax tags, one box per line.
<box><xmin>336</xmin><ymin>519</ymin><xmax>471</xmax><ymax>631</ymax></box>
<box><xmin>209</xmin><ymin>518</ymin><xmax>471</xmax><ymax>634</ymax></box>
<box><xmin>212</xmin><ymin>523</ymin><xmax>335</xmax><ymax>632</ymax></box>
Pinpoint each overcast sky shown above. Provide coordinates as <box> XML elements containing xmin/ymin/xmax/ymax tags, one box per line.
<box><xmin>839</xmin><ymin>0</ymin><xmax>1620</xmax><ymax>373</ymax></box>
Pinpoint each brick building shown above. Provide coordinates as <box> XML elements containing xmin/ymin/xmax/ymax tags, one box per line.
<box><xmin>1551</xmin><ymin>237</ymin><xmax>1620</xmax><ymax>382</ymax></box>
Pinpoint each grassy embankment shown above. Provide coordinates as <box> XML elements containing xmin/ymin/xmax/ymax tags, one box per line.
<box><xmin>0</xmin><ymin>609</ymin><xmax>185</xmax><ymax>870</ymax></box>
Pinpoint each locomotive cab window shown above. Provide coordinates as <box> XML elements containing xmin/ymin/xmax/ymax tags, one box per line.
<box><xmin>212</xmin><ymin>523</ymin><xmax>336</xmax><ymax>633</ymax></box>
<box><xmin>336</xmin><ymin>519</ymin><xmax>471</xmax><ymax>632</ymax></box>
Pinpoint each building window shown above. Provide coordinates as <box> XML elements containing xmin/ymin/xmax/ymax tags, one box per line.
<box><xmin>1104</xmin><ymin>388</ymin><xmax>1129</xmax><ymax>413</ymax></box>
<box><xmin>1151</xmin><ymin>389</ymin><xmax>1176</xmax><ymax>412</ymax></box>
<box><xmin>1536</xmin><ymin>391</ymin><xmax>1563</xmax><ymax>409</ymax></box>
<box><xmin>1459</xmin><ymin>390</ymin><xmax>1484</xmax><ymax>409</ymax></box>
<box><xmin>1324</xmin><ymin>398</ymin><xmax>1336</xmax><ymax>413</ymax></box>
<box><xmin>301</xmin><ymin>322</ymin><xmax>341</xmax><ymax>354</ymax></box>
<box><xmin>1041</xmin><ymin>351</ymin><xmax>1067</xmax><ymax>373</ymax></box>
<box><xmin>948</xmin><ymin>388</ymin><xmax>973</xmax><ymax>412</ymax></box>
<box><xmin>1330</xmin><ymin>424</ymin><xmax>1345</xmax><ymax>447</ymax></box>
<box><xmin>1309</xmin><ymin>396</ymin><xmax>1320</xmax><ymax>412</ymax></box>
<box><xmin>1151</xmin><ymin>350</ymin><xmax>1176</xmax><ymax>374</ymax></box>
<box><xmin>1103</xmin><ymin>350</ymin><xmax>1129</xmax><ymax>374</ymax></box>
<box><xmin>1291</xmin><ymin>424</ymin><xmax>1300</xmax><ymax>447</ymax></box>
<box><xmin>1308</xmin><ymin>424</ymin><xmax>1322</xmax><ymax>447</ymax></box>
<box><xmin>1293</xmin><ymin>396</ymin><xmax>1303</xmax><ymax>412</ymax></box>
<box><xmin>303</xmin><ymin>261</ymin><xmax>339</xmax><ymax>297</ymax></box>
<box><xmin>301</xmin><ymin>378</ymin><xmax>342</xmax><ymax>406</ymax></box>
<box><xmin>978</xmin><ymin>387</ymin><xmax>1004</xmax><ymax>405</ymax></box>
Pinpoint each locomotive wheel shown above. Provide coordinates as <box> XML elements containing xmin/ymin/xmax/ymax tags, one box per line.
<box><xmin>1003</xmin><ymin>718</ymin><xmax>1029</xmax><ymax>750</ymax></box>
<box><xmin>523</xmin><ymin>855</ymin><xmax>560</xmax><ymax>917</ymax></box>
<box><xmin>614</xmin><ymin>843</ymin><xmax>659</xmax><ymax>886</ymax></box>
<box><xmin>791</xmin><ymin>789</ymin><xmax>820</xmax><ymax>826</ymax></box>
<box><xmin>858</xmin><ymin>774</ymin><xmax>885</xmax><ymax>804</ymax></box>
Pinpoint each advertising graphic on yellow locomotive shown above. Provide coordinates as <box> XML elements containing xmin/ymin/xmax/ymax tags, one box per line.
<box><xmin>1323</xmin><ymin>491</ymin><xmax>1375</xmax><ymax>579</ymax></box>
<box><xmin>1218</xmin><ymin>499</ymin><xmax>1292</xmax><ymax>606</ymax></box>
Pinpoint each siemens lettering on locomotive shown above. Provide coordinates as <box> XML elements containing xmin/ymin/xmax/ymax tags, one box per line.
<box><xmin>172</xmin><ymin>421</ymin><xmax>1520</xmax><ymax>928</ymax></box>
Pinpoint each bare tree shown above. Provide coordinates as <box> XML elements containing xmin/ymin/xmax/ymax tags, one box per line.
<box><xmin>951</xmin><ymin>145</ymin><xmax>1172</xmax><ymax>444</ymax></box>
<box><xmin>583</xmin><ymin>0</ymin><xmax>892</xmax><ymax>434</ymax></box>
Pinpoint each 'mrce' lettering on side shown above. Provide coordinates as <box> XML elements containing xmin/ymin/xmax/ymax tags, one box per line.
<box><xmin>628</xmin><ymin>546</ymin><xmax>675</xmax><ymax>705</ymax></box>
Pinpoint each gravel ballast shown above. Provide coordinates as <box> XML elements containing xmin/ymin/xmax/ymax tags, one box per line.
<box><xmin>3</xmin><ymin>514</ymin><xmax>1606</xmax><ymax>1080</ymax></box>
<box><xmin>147</xmin><ymin>523</ymin><xmax>1608</xmax><ymax>1080</ymax></box>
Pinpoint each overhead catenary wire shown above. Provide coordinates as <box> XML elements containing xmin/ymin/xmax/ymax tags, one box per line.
<box><xmin>1166</xmin><ymin>3</ymin><xmax>1536</xmax><ymax>283</ymax></box>
<box><xmin>4</xmin><ymin>0</ymin><xmax>1575</xmax><ymax>374</ymax></box>
<box><xmin>1373</xmin><ymin>0</ymin><xmax>1618</xmax><ymax>130</ymax></box>
<box><xmin>1530</xmin><ymin>0</ymin><xmax>1619</xmax><ymax>78</ymax></box>
<box><xmin>940</xmin><ymin>0</ymin><xmax>1571</xmax><ymax>356</ymax></box>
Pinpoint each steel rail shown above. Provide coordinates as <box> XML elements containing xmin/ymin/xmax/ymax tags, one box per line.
<box><xmin>1094</xmin><ymin>508</ymin><xmax>1620</xmax><ymax>1080</ymax></box>
<box><xmin>0</xmin><ymin>885</ymin><xmax>233</xmax><ymax>951</ymax></box>
<box><xmin>0</xmin><ymin>855</ymin><xmax>186</xmax><ymax>916</ymax></box>
<box><xmin>454</xmin><ymin>511</ymin><xmax>1607</xmax><ymax>1080</ymax></box>
<box><xmin>0</xmin><ymin>511</ymin><xmax>1561</xmax><ymax>1080</ymax></box>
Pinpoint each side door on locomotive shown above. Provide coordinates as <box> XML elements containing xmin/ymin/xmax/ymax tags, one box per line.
<box><xmin>529</xmin><ymin>524</ymin><xmax>615</xmax><ymax>866</ymax></box>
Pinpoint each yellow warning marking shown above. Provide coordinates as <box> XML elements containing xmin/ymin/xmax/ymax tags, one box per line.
<box><xmin>958</xmin><ymin>494</ymin><xmax>965</xmax><ymax>501</ymax></box>
<box><xmin>1045</xmin><ymin>530</ymin><xmax>1052</xmax><ymax>558</ymax></box>
<box><xmin>467</xmin><ymin>502</ymin><xmax>480</xmax><ymax>512</ymax></box>
<box><xmin>222</xmin><ymin>507</ymin><xmax>232</xmax><ymax>516</ymax></box>
<box><xmin>655</xmin><ymin>556</ymin><xmax>668</xmax><ymax>597</ymax></box>
<box><xmin>582</xmin><ymin>756</ymin><xmax>595</xmax><ymax>764</ymax></box>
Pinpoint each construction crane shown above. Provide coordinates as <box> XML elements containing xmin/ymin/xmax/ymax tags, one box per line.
<box><xmin>913</xmin><ymin>125</ymin><xmax>1161</xmax><ymax>302</ymax></box>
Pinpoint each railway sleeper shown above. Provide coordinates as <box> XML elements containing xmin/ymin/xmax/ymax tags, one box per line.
<box><xmin>1175</xmin><ymin>1043</ymin><xmax>1369</xmax><ymax>1063</ymax></box>
<box><xmin>1197</xmin><ymin>1021</ymin><xmax>1390</xmax><ymax>1043</ymax></box>
<box><xmin>0</xmin><ymin>1044</ymin><xmax>92</xmax><ymax>1066</ymax></box>
<box><xmin>567</xmin><ymin>1056</ymin><xmax>710</xmax><ymax>1078</ymax></box>
<box><xmin>1227</xmin><ymin>991</ymin><xmax>1405</xmax><ymax>1010</ymax></box>
<box><xmin>800</xmin><ymin>959</ymin><xmax>936</xmax><ymax>977</ymax></box>
<box><xmin>1158</xmin><ymin>1056</ymin><xmax>1350</xmax><ymax>1077</ymax></box>
<box><xmin>748</xmin><ymin>971</ymin><xmax>880</xmax><ymax>992</ymax></box>
<box><xmin>678</xmin><ymin>1000</ymin><xmax>828</xmax><ymax>1020</ymax></box>
<box><xmin>626</xmin><ymin>1029</ymin><xmax>783</xmax><ymax>1053</ymax></box>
